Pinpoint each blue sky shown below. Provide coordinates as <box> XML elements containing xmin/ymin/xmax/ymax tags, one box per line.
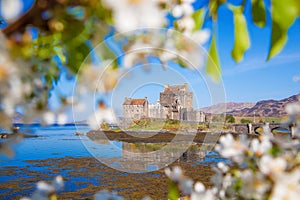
<box><xmin>1</xmin><ymin>0</ymin><xmax>299</xmax><ymax>120</ymax></box>
<box><xmin>49</xmin><ymin>1</ymin><xmax>300</xmax><ymax>120</ymax></box>
<box><xmin>216</xmin><ymin>3</ymin><xmax>300</xmax><ymax>102</ymax></box>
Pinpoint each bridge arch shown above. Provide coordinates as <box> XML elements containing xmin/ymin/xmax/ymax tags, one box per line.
<box><xmin>254</xmin><ymin>126</ymin><xmax>263</xmax><ymax>135</ymax></box>
<box><xmin>271</xmin><ymin>127</ymin><xmax>291</xmax><ymax>135</ymax></box>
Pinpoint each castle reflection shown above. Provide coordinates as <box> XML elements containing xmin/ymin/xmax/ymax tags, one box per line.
<box><xmin>89</xmin><ymin>139</ymin><xmax>215</xmax><ymax>173</ymax></box>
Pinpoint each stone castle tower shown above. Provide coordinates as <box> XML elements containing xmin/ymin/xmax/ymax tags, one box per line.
<box><xmin>122</xmin><ymin>83</ymin><xmax>205</xmax><ymax>122</ymax></box>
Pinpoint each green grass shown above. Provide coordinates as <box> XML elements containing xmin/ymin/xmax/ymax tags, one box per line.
<box><xmin>235</xmin><ymin>116</ymin><xmax>283</xmax><ymax>124</ymax></box>
<box><xmin>125</xmin><ymin>119</ymin><xmax>201</xmax><ymax>131</ymax></box>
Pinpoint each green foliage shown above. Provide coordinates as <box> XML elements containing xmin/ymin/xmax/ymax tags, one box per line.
<box><xmin>240</xmin><ymin>118</ymin><xmax>253</xmax><ymax>124</ymax></box>
<box><xmin>268</xmin><ymin>145</ymin><xmax>281</xmax><ymax>157</ymax></box>
<box><xmin>209</xmin><ymin>0</ymin><xmax>226</xmax><ymax>20</ymax></box>
<box><xmin>100</xmin><ymin>122</ymin><xmax>110</xmax><ymax>130</ymax></box>
<box><xmin>197</xmin><ymin>123</ymin><xmax>209</xmax><ymax>131</ymax></box>
<box><xmin>192</xmin><ymin>8</ymin><xmax>205</xmax><ymax>31</ymax></box>
<box><xmin>165</xmin><ymin>119</ymin><xmax>180</xmax><ymax>125</ymax></box>
<box><xmin>268</xmin><ymin>0</ymin><xmax>299</xmax><ymax>60</ymax></box>
<box><xmin>212</xmin><ymin>114</ymin><xmax>225</xmax><ymax>122</ymax></box>
<box><xmin>206</xmin><ymin>35</ymin><xmax>221</xmax><ymax>82</ymax></box>
<box><xmin>129</xmin><ymin>119</ymin><xmax>151</xmax><ymax>129</ymax></box>
<box><xmin>251</xmin><ymin>0</ymin><xmax>267</xmax><ymax>28</ymax></box>
<box><xmin>230</xmin><ymin>5</ymin><xmax>250</xmax><ymax>63</ymax></box>
<box><xmin>226</xmin><ymin>114</ymin><xmax>235</xmax><ymax>123</ymax></box>
<box><xmin>168</xmin><ymin>179</ymin><xmax>179</xmax><ymax>200</ymax></box>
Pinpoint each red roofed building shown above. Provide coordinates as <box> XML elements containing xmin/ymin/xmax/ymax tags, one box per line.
<box><xmin>123</xmin><ymin>97</ymin><xmax>148</xmax><ymax>119</ymax></box>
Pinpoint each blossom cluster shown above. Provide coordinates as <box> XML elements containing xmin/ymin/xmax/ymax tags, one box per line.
<box><xmin>0</xmin><ymin>32</ymin><xmax>69</xmax><ymax>128</ymax></box>
<box><xmin>0</xmin><ymin>0</ymin><xmax>212</xmax><ymax>133</ymax></box>
<box><xmin>20</xmin><ymin>176</ymin><xmax>64</xmax><ymax>200</ymax></box>
<box><xmin>165</xmin><ymin>96</ymin><xmax>300</xmax><ymax>200</ymax></box>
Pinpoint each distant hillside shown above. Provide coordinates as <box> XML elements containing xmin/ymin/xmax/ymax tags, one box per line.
<box><xmin>200</xmin><ymin>102</ymin><xmax>255</xmax><ymax>114</ymax></box>
<box><xmin>227</xmin><ymin>94</ymin><xmax>299</xmax><ymax>117</ymax></box>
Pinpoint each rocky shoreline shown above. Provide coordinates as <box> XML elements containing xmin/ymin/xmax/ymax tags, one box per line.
<box><xmin>86</xmin><ymin>130</ymin><xmax>245</xmax><ymax>144</ymax></box>
<box><xmin>0</xmin><ymin>156</ymin><xmax>215</xmax><ymax>199</ymax></box>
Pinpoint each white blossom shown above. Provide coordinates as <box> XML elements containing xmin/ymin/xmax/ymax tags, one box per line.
<box><xmin>217</xmin><ymin>162</ymin><xmax>229</xmax><ymax>173</ymax></box>
<box><xmin>79</xmin><ymin>62</ymin><xmax>121</xmax><ymax>93</ymax></box>
<box><xmin>26</xmin><ymin>176</ymin><xmax>64</xmax><ymax>200</ymax></box>
<box><xmin>103</xmin><ymin>0</ymin><xmax>165</xmax><ymax>32</ymax></box>
<box><xmin>0</xmin><ymin>0</ymin><xmax>23</xmax><ymax>22</ymax></box>
<box><xmin>88</xmin><ymin>108</ymin><xmax>117</xmax><ymax>130</ymax></box>
<box><xmin>239</xmin><ymin>169</ymin><xmax>270</xmax><ymax>199</ymax></box>
<box><xmin>95</xmin><ymin>190</ymin><xmax>124</xmax><ymax>200</ymax></box>
<box><xmin>259</xmin><ymin>155</ymin><xmax>287</xmax><ymax>175</ymax></box>
<box><xmin>164</xmin><ymin>166</ymin><xmax>183</xmax><ymax>181</ymax></box>
<box><xmin>285</xmin><ymin>102</ymin><xmax>300</xmax><ymax>116</ymax></box>
<box><xmin>270</xmin><ymin>169</ymin><xmax>300</xmax><ymax>200</ymax></box>
<box><xmin>42</xmin><ymin>111</ymin><xmax>56</xmax><ymax>125</ymax></box>
<box><xmin>250</xmin><ymin>136</ymin><xmax>272</xmax><ymax>156</ymax></box>
<box><xmin>215</xmin><ymin>134</ymin><xmax>248</xmax><ymax>163</ymax></box>
<box><xmin>194</xmin><ymin>182</ymin><xmax>205</xmax><ymax>193</ymax></box>
<box><xmin>171</xmin><ymin>0</ymin><xmax>194</xmax><ymax>18</ymax></box>
<box><xmin>57</xmin><ymin>113</ymin><xmax>68</xmax><ymax>125</ymax></box>
<box><xmin>184</xmin><ymin>29</ymin><xmax>211</xmax><ymax>44</ymax></box>
<box><xmin>178</xmin><ymin>178</ymin><xmax>193</xmax><ymax>195</ymax></box>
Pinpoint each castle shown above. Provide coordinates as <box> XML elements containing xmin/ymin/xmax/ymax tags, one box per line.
<box><xmin>122</xmin><ymin>83</ymin><xmax>205</xmax><ymax>122</ymax></box>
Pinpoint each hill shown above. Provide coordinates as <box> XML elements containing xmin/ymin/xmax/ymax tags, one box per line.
<box><xmin>227</xmin><ymin>94</ymin><xmax>299</xmax><ymax>117</ymax></box>
<box><xmin>200</xmin><ymin>102</ymin><xmax>255</xmax><ymax>114</ymax></box>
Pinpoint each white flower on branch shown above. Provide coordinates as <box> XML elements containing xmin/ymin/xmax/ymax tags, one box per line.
<box><xmin>88</xmin><ymin>108</ymin><xmax>117</xmax><ymax>130</ymax></box>
<box><xmin>259</xmin><ymin>155</ymin><xmax>287</xmax><ymax>176</ymax></box>
<box><xmin>285</xmin><ymin>102</ymin><xmax>300</xmax><ymax>116</ymax></box>
<box><xmin>79</xmin><ymin>62</ymin><xmax>121</xmax><ymax>94</ymax></box>
<box><xmin>95</xmin><ymin>190</ymin><xmax>124</xmax><ymax>200</ymax></box>
<box><xmin>270</xmin><ymin>169</ymin><xmax>300</xmax><ymax>200</ymax></box>
<box><xmin>238</xmin><ymin>169</ymin><xmax>270</xmax><ymax>199</ymax></box>
<box><xmin>42</xmin><ymin>111</ymin><xmax>55</xmax><ymax>125</ymax></box>
<box><xmin>191</xmin><ymin>182</ymin><xmax>215</xmax><ymax>200</ymax></box>
<box><xmin>250</xmin><ymin>137</ymin><xmax>272</xmax><ymax>156</ymax></box>
<box><xmin>164</xmin><ymin>166</ymin><xmax>183</xmax><ymax>181</ymax></box>
<box><xmin>215</xmin><ymin>134</ymin><xmax>248</xmax><ymax>163</ymax></box>
<box><xmin>103</xmin><ymin>0</ymin><xmax>165</xmax><ymax>32</ymax></box>
<box><xmin>21</xmin><ymin>176</ymin><xmax>64</xmax><ymax>200</ymax></box>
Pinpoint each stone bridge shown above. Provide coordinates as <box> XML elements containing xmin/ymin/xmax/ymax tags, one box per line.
<box><xmin>232</xmin><ymin>123</ymin><xmax>292</xmax><ymax>135</ymax></box>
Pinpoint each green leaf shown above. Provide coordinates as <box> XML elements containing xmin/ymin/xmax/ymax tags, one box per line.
<box><xmin>230</xmin><ymin>6</ymin><xmax>250</xmax><ymax>62</ymax></box>
<box><xmin>192</xmin><ymin>8</ymin><xmax>205</xmax><ymax>31</ymax></box>
<box><xmin>209</xmin><ymin>0</ymin><xmax>226</xmax><ymax>20</ymax></box>
<box><xmin>66</xmin><ymin>42</ymin><xmax>91</xmax><ymax>73</ymax></box>
<box><xmin>54</xmin><ymin>47</ymin><xmax>67</xmax><ymax>64</ymax></box>
<box><xmin>206</xmin><ymin>35</ymin><xmax>221</xmax><ymax>82</ymax></box>
<box><xmin>251</xmin><ymin>0</ymin><xmax>266</xmax><ymax>28</ymax></box>
<box><xmin>167</xmin><ymin>179</ymin><xmax>179</xmax><ymax>200</ymax></box>
<box><xmin>268</xmin><ymin>0</ymin><xmax>298</xmax><ymax>60</ymax></box>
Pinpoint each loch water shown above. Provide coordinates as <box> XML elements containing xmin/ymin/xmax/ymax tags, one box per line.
<box><xmin>0</xmin><ymin>124</ymin><xmax>225</xmax><ymax>199</ymax></box>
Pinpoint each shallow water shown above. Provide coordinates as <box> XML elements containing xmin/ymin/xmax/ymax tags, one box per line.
<box><xmin>0</xmin><ymin>125</ymin><xmax>225</xmax><ymax>199</ymax></box>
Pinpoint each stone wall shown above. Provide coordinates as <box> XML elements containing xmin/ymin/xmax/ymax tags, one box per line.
<box><xmin>122</xmin><ymin>83</ymin><xmax>205</xmax><ymax>122</ymax></box>
<box><xmin>159</xmin><ymin>83</ymin><xmax>193</xmax><ymax>109</ymax></box>
<box><xmin>148</xmin><ymin>103</ymin><xmax>167</xmax><ymax>119</ymax></box>
<box><xmin>123</xmin><ymin>103</ymin><xmax>148</xmax><ymax>120</ymax></box>
<box><xmin>181</xmin><ymin>108</ymin><xmax>206</xmax><ymax>122</ymax></box>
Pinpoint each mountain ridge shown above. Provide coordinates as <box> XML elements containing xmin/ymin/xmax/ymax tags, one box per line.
<box><xmin>201</xmin><ymin>94</ymin><xmax>299</xmax><ymax>117</ymax></box>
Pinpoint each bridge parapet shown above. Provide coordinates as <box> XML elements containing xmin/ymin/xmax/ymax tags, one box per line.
<box><xmin>233</xmin><ymin>123</ymin><xmax>284</xmax><ymax>134</ymax></box>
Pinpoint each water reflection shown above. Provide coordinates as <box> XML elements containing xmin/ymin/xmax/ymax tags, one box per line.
<box><xmin>86</xmin><ymin>138</ymin><xmax>216</xmax><ymax>173</ymax></box>
<box><xmin>0</xmin><ymin>125</ymin><xmax>225</xmax><ymax>199</ymax></box>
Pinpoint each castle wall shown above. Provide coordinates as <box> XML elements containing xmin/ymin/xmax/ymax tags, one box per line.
<box><xmin>122</xmin><ymin>84</ymin><xmax>205</xmax><ymax>123</ymax></box>
<box><xmin>181</xmin><ymin>108</ymin><xmax>206</xmax><ymax>122</ymax></box>
<box><xmin>148</xmin><ymin>103</ymin><xmax>167</xmax><ymax>119</ymax></box>
<box><xmin>123</xmin><ymin>104</ymin><xmax>147</xmax><ymax>120</ymax></box>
